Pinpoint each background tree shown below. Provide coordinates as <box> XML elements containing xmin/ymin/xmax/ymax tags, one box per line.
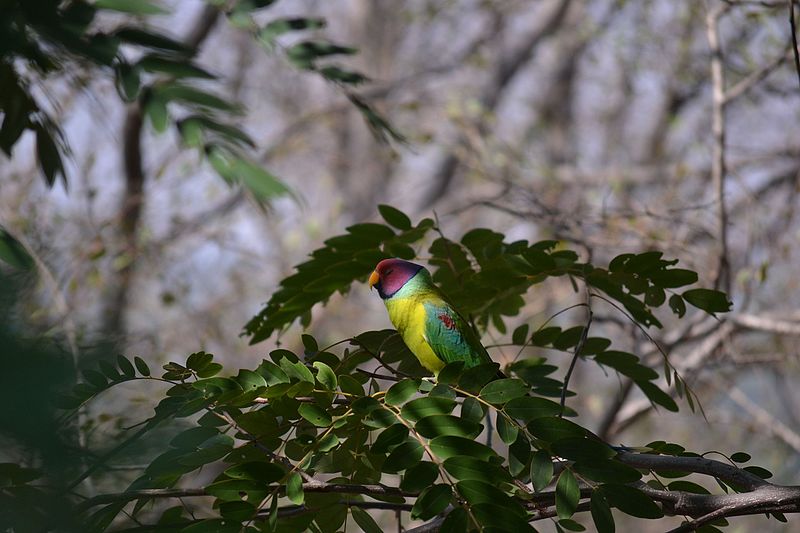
<box><xmin>1</xmin><ymin>0</ymin><xmax>800</xmax><ymax>531</ymax></box>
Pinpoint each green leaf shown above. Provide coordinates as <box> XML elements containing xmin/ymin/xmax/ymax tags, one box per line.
<box><xmin>219</xmin><ymin>501</ymin><xmax>256</xmax><ymax>521</ymax></box>
<box><xmin>400</xmin><ymin>397</ymin><xmax>456</xmax><ymax>423</ymax></box>
<box><xmin>556</xmin><ymin>469</ymin><xmax>580</xmax><ymax>519</ymax></box>
<box><xmin>258</xmin><ymin>17</ymin><xmax>326</xmax><ymax>47</ymax></box>
<box><xmin>730</xmin><ymin>452</ymin><xmax>751</xmax><ymax>463</ymax></box>
<box><xmin>479</xmin><ymin>378</ymin><xmax>529</xmax><ymax>405</ymax></box>
<box><xmin>298</xmin><ymin>403</ymin><xmax>332</xmax><ymax>427</ymax></box>
<box><xmin>650</xmin><ymin>268</ymin><xmax>698</xmax><ymax>288</ymax></box>
<box><xmin>287</xmin><ymin>472</ymin><xmax>304</xmax><ymax>504</ymax></box>
<box><xmin>312</xmin><ymin>361</ymin><xmax>337</xmax><ymax>391</ymax></box>
<box><xmin>682</xmin><ymin>288</ymin><xmax>732</xmax><ymax>314</ymax></box>
<box><xmin>95</xmin><ymin>0</ymin><xmax>167</xmax><ymax>15</ymax></box>
<box><xmin>411</xmin><ymin>484</ymin><xmax>452</xmax><ymax>520</ymax></box>
<box><xmin>385</xmin><ymin>378</ymin><xmax>420</xmax><ymax>405</ymax></box>
<box><xmin>155</xmin><ymin>83</ymin><xmax>238</xmax><ymax>112</ymax></box>
<box><xmin>504</xmin><ymin>396</ymin><xmax>564</xmax><ymax>422</ymax></box>
<box><xmin>0</xmin><ymin>227</ymin><xmax>34</xmax><ymax>270</ymax></box>
<box><xmin>551</xmin><ymin>437</ymin><xmax>615</xmax><ymax>462</ymax></box>
<box><xmin>743</xmin><ymin>465</ymin><xmax>772</xmax><ymax>479</ymax></box>
<box><xmin>400</xmin><ymin>461</ymin><xmax>439</xmax><ymax>492</ymax></box>
<box><xmin>440</xmin><ymin>507</ymin><xmax>468</xmax><ymax>533</ymax></box>
<box><xmin>460</xmin><ymin>396</ymin><xmax>486</xmax><ymax>424</ymax></box>
<box><xmin>415</xmin><ymin>415</ymin><xmax>482</xmax><ymax>439</ymax></box>
<box><xmin>35</xmin><ymin>125</ymin><xmax>64</xmax><ymax>187</ymax></box>
<box><xmin>531</xmin><ymin>450</ymin><xmax>554</xmax><ymax>491</ymax></box>
<box><xmin>590</xmin><ymin>490</ymin><xmax>615</xmax><ymax>533</ymax></box>
<box><xmin>378</xmin><ymin>205</ymin><xmax>412</xmax><ymax>230</ymax></box>
<box><xmin>372</xmin><ymin>424</ymin><xmax>409</xmax><ymax>454</ymax></box>
<box><xmin>669</xmin><ymin>294</ymin><xmax>686</xmax><ymax>317</ymax></box>
<box><xmin>225</xmin><ymin>461</ymin><xmax>284</xmax><ymax>482</ymax></box>
<box><xmin>600</xmin><ymin>484</ymin><xmax>663</xmax><ymax>518</ymax></box>
<box><xmin>139</xmin><ymin>54</ymin><xmax>215</xmax><ymax>79</ymax></box>
<box><xmin>527</xmin><ymin>417</ymin><xmax>586</xmax><ymax>443</ymax></box>
<box><xmin>134</xmin><ymin>356</ymin><xmax>151</xmax><ymax>376</ymax></box>
<box><xmin>636</xmin><ymin>381</ymin><xmax>678</xmax><ymax>411</ymax></box>
<box><xmin>350</xmin><ymin>507</ymin><xmax>382</xmax><ymax>533</ymax></box>
<box><xmin>113</xmin><ymin>27</ymin><xmax>188</xmax><ymax>52</ymax></box>
<box><xmin>429</xmin><ymin>436</ymin><xmax>497</xmax><ymax>461</ymax></box>
<box><xmin>512</xmin><ymin>324</ymin><xmax>530</xmax><ymax>345</ymax></box>
<box><xmin>117</xmin><ymin>355</ymin><xmax>135</xmax><ymax>377</ymax></box>
<box><xmin>286</xmin><ymin>41</ymin><xmax>357</xmax><ymax>69</ymax></box>
<box><xmin>496</xmin><ymin>414</ymin><xmax>518</xmax><ymax>444</ymax></box>
<box><xmin>383</xmin><ymin>440</ymin><xmax>423</xmax><ymax>473</ymax></box>
<box><xmin>145</xmin><ymin>94</ymin><xmax>168</xmax><ymax>133</ymax></box>
<box><xmin>444</xmin><ymin>456</ymin><xmax>511</xmax><ymax>485</ymax></box>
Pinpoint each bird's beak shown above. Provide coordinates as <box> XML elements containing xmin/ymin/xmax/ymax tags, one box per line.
<box><xmin>368</xmin><ymin>271</ymin><xmax>379</xmax><ymax>290</ymax></box>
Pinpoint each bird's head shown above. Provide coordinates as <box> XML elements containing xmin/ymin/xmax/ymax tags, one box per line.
<box><xmin>369</xmin><ymin>258</ymin><xmax>424</xmax><ymax>299</ymax></box>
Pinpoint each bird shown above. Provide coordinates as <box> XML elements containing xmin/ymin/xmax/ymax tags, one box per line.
<box><xmin>368</xmin><ymin>258</ymin><xmax>495</xmax><ymax>378</ymax></box>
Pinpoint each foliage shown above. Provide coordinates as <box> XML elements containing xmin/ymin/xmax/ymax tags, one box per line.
<box><xmin>6</xmin><ymin>205</ymin><xmax>784</xmax><ymax>532</ymax></box>
<box><xmin>0</xmin><ymin>0</ymin><xmax>400</xmax><ymax>198</ymax></box>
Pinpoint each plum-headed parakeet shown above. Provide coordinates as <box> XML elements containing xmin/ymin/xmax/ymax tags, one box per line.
<box><xmin>368</xmin><ymin>258</ymin><xmax>495</xmax><ymax>377</ymax></box>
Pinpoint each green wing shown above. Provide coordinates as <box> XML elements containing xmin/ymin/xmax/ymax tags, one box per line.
<box><xmin>422</xmin><ymin>300</ymin><xmax>493</xmax><ymax>369</ymax></box>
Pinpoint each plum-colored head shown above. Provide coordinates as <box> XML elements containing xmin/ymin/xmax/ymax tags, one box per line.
<box><xmin>368</xmin><ymin>258</ymin><xmax>424</xmax><ymax>299</ymax></box>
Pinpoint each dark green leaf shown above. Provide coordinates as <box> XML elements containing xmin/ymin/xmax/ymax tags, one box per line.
<box><xmin>731</xmin><ymin>452</ymin><xmax>751</xmax><ymax>463</ymax></box>
<box><xmin>415</xmin><ymin>415</ymin><xmax>482</xmax><ymax>439</ymax></box>
<box><xmin>551</xmin><ymin>438</ymin><xmax>615</xmax><ymax>462</ymax></box>
<box><xmin>512</xmin><ymin>324</ymin><xmax>530</xmax><ymax>345</ymax></box>
<box><xmin>669</xmin><ymin>294</ymin><xmax>686</xmax><ymax>317</ymax></box>
<box><xmin>312</xmin><ymin>361</ymin><xmax>337</xmax><ymax>391</ymax></box>
<box><xmin>134</xmin><ymin>356</ymin><xmax>151</xmax><ymax>376</ymax></box>
<box><xmin>139</xmin><ymin>54</ymin><xmax>215</xmax><ymax>79</ymax></box>
<box><xmin>743</xmin><ymin>465</ymin><xmax>772</xmax><ymax>479</ymax></box>
<box><xmin>479</xmin><ymin>378</ymin><xmax>528</xmax><ymax>405</ymax></box>
<box><xmin>429</xmin><ymin>436</ymin><xmax>497</xmax><ymax>461</ymax></box>
<box><xmin>372</xmin><ymin>424</ymin><xmax>408</xmax><ymax>454</ymax></box>
<box><xmin>350</xmin><ymin>506</ymin><xmax>382</xmax><ymax>533</ymax></box>
<box><xmin>444</xmin><ymin>456</ymin><xmax>511</xmax><ymax>484</ymax></box>
<box><xmin>400</xmin><ymin>397</ymin><xmax>456</xmax><ymax>423</ymax></box>
<box><xmin>400</xmin><ymin>461</ymin><xmax>439</xmax><ymax>492</ymax></box>
<box><xmin>600</xmin><ymin>484</ymin><xmax>663</xmax><ymax>518</ymax></box>
<box><xmin>383</xmin><ymin>440</ymin><xmax>423</xmax><ymax>473</ymax></box>
<box><xmin>225</xmin><ymin>461</ymin><xmax>284</xmax><ymax>482</ymax></box>
<box><xmin>637</xmin><ymin>381</ymin><xmax>679</xmax><ymax>411</ymax></box>
<box><xmin>440</xmin><ymin>507</ymin><xmax>468</xmax><ymax>533</ymax></box>
<box><xmin>590</xmin><ymin>490</ymin><xmax>615</xmax><ymax>533</ymax></box>
<box><xmin>385</xmin><ymin>378</ymin><xmax>420</xmax><ymax>405</ymax></box>
<box><xmin>287</xmin><ymin>472</ymin><xmax>304</xmax><ymax>504</ymax></box>
<box><xmin>527</xmin><ymin>417</ymin><xmax>586</xmax><ymax>443</ymax></box>
<box><xmin>682</xmin><ymin>288</ymin><xmax>732</xmax><ymax>314</ymax></box>
<box><xmin>298</xmin><ymin>403</ymin><xmax>332</xmax><ymax>427</ymax></box>
<box><xmin>35</xmin><ymin>125</ymin><xmax>64</xmax><ymax>187</ymax></box>
<box><xmin>496</xmin><ymin>414</ymin><xmax>518</xmax><ymax>444</ymax></box>
<box><xmin>95</xmin><ymin>0</ymin><xmax>167</xmax><ymax>14</ymax></box>
<box><xmin>378</xmin><ymin>205</ymin><xmax>412</xmax><ymax>230</ymax></box>
<box><xmin>531</xmin><ymin>450</ymin><xmax>554</xmax><ymax>491</ymax></box>
<box><xmin>505</xmin><ymin>396</ymin><xmax>564</xmax><ymax>422</ymax></box>
<box><xmin>411</xmin><ymin>484</ymin><xmax>452</xmax><ymax>520</ymax></box>
<box><xmin>117</xmin><ymin>355</ymin><xmax>135</xmax><ymax>377</ymax></box>
<box><xmin>556</xmin><ymin>469</ymin><xmax>580</xmax><ymax>519</ymax></box>
<box><xmin>0</xmin><ymin>227</ymin><xmax>33</xmax><ymax>270</ymax></box>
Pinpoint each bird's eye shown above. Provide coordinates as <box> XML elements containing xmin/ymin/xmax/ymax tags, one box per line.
<box><xmin>385</xmin><ymin>269</ymin><xmax>393</xmax><ymax>275</ymax></box>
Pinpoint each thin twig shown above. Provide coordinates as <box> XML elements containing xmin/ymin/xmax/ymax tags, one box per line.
<box><xmin>790</xmin><ymin>0</ymin><xmax>800</xmax><ymax>90</ymax></box>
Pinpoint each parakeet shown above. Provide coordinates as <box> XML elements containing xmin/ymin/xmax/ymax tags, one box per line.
<box><xmin>368</xmin><ymin>258</ymin><xmax>495</xmax><ymax>377</ymax></box>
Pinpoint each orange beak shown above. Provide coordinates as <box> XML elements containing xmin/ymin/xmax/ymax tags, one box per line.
<box><xmin>368</xmin><ymin>270</ymin><xmax>380</xmax><ymax>290</ymax></box>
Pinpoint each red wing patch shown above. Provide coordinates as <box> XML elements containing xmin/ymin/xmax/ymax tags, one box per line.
<box><xmin>437</xmin><ymin>313</ymin><xmax>456</xmax><ymax>330</ymax></box>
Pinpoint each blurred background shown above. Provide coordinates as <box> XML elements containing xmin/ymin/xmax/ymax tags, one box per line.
<box><xmin>1</xmin><ymin>0</ymin><xmax>799</xmax><ymax>530</ymax></box>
